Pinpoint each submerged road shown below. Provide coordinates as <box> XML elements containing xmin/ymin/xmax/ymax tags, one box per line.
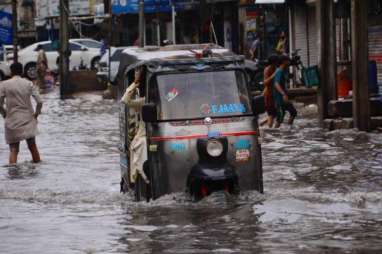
<box><xmin>0</xmin><ymin>91</ymin><xmax>381</xmax><ymax>254</ymax></box>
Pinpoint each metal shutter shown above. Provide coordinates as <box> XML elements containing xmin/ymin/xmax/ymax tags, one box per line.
<box><xmin>369</xmin><ymin>25</ymin><xmax>382</xmax><ymax>86</ymax></box>
<box><xmin>307</xmin><ymin>5</ymin><xmax>318</xmax><ymax>66</ymax></box>
<box><xmin>293</xmin><ymin>4</ymin><xmax>309</xmax><ymax>66</ymax></box>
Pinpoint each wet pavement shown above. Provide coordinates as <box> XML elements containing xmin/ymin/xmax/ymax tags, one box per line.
<box><xmin>0</xmin><ymin>90</ymin><xmax>382</xmax><ymax>254</ymax></box>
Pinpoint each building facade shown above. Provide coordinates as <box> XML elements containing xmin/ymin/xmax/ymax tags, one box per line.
<box><xmin>289</xmin><ymin>0</ymin><xmax>382</xmax><ymax>88</ymax></box>
<box><xmin>111</xmin><ymin>0</ymin><xmax>241</xmax><ymax>52</ymax></box>
<box><xmin>0</xmin><ymin>0</ymin><xmax>36</xmax><ymax>46</ymax></box>
<box><xmin>238</xmin><ymin>0</ymin><xmax>289</xmax><ymax>59</ymax></box>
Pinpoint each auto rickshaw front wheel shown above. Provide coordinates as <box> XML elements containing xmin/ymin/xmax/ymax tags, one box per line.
<box><xmin>134</xmin><ymin>162</ymin><xmax>152</xmax><ymax>202</ymax></box>
<box><xmin>120</xmin><ymin>176</ymin><xmax>129</xmax><ymax>193</ymax></box>
<box><xmin>187</xmin><ymin>178</ymin><xmax>239</xmax><ymax>202</ymax></box>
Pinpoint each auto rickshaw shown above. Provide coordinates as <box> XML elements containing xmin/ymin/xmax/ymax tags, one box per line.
<box><xmin>117</xmin><ymin>44</ymin><xmax>264</xmax><ymax>201</ymax></box>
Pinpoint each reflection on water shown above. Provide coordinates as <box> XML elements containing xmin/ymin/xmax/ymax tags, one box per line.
<box><xmin>0</xmin><ymin>90</ymin><xmax>381</xmax><ymax>253</ymax></box>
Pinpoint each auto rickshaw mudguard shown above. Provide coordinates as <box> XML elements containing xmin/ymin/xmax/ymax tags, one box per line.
<box><xmin>146</xmin><ymin>117</ymin><xmax>263</xmax><ymax>200</ymax></box>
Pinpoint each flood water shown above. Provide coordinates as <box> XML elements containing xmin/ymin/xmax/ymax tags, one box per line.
<box><xmin>1</xmin><ymin>91</ymin><xmax>382</xmax><ymax>254</ymax></box>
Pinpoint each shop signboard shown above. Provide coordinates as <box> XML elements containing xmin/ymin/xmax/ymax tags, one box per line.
<box><xmin>48</xmin><ymin>0</ymin><xmax>60</xmax><ymax>17</ymax></box>
<box><xmin>70</xmin><ymin>0</ymin><xmax>93</xmax><ymax>16</ymax></box>
<box><xmin>0</xmin><ymin>10</ymin><xmax>12</xmax><ymax>45</ymax></box>
<box><xmin>35</xmin><ymin>0</ymin><xmax>94</xmax><ymax>19</ymax></box>
<box><xmin>245</xmin><ymin>9</ymin><xmax>258</xmax><ymax>50</ymax></box>
<box><xmin>35</xmin><ymin>0</ymin><xmax>49</xmax><ymax>21</ymax></box>
<box><xmin>112</xmin><ymin>0</ymin><xmax>199</xmax><ymax>14</ymax></box>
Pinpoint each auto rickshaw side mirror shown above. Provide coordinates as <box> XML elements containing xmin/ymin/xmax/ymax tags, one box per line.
<box><xmin>142</xmin><ymin>103</ymin><xmax>158</xmax><ymax>122</ymax></box>
<box><xmin>252</xmin><ymin>95</ymin><xmax>266</xmax><ymax>116</ymax></box>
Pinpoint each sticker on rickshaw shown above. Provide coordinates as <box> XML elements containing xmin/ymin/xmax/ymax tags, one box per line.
<box><xmin>170</xmin><ymin>143</ymin><xmax>186</xmax><ymax>152</ymax></box>
<box><xmin>200</xmin><ymin>103</ymin><xmax>246</xmax><ymax>115</ymax></box>
<box><xmin>236</xmin><ymin>149</ymin><xmax>250</xmax><ymax>162</ymax></box>
<box><xmin>208</xmin><ymin>130</ymin><xmax>222</xmax><ymax>138</ymax></box>
<box><xmin>165</xmin><ymin>88</ymin><xmax>179</xmax><ymax>102</ymax></box>
<box><xmin>235</xmin><ymin>139</ymin><xmax>251</xmax><ymax>150</ymax></box>
<box><xmin>200</xmin><ymin>104</ymin><xmax>211</xmax><ymax>115</ymax></box>
<box><xmin>211</xmin><ymin>103</ymin><xmax>246</xmax><ymax>114</ymax></box>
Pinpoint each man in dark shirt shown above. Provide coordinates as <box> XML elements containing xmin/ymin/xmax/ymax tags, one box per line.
<box><xmin>273</xmin><ymin>55</ymin><xmax>297</xmax><ymax>128</ymax></box>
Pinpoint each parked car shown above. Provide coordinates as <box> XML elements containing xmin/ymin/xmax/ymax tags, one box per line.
<box><xmin>96</xmin><ymin>47</ymin><xmax>129</xmax><ymax>85</ymax></box>
<box><xmin>70</xmin><ymin>38</ymin><xmax>103</xmax><ymax>49</ymax></box>
<box><xmin>0</xmin><ymin>45</ymin><xmax>13</xmax><ymax>80</ymax></box>
<box><xmin>18</xmin><ymin>40</ymin><xmax>101</xmax><ymax>80</ymax></box>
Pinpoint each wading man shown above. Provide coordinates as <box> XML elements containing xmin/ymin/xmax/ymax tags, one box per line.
<box><xmin>0</xmin><ymin>63</ymin><xmax>43</xmax><ymax>165</ymax></box>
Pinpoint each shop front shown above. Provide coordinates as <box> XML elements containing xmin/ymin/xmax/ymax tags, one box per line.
<box><xmin>239</xmin><ymin>0</ymin><xmax>289</xmax><ymax>59</ymax></box>
<box><xmin>290</xmin><ymin>0</ymin><xmax>382</xmax><ymax>92</ymax></box>
<box><xmin>111</xmin><ymin>0</ymin><xmax>240</xmax><ymax>52</ymax></box>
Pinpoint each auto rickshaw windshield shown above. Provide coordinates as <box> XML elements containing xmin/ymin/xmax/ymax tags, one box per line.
<box><xmin>152</xmin><ymin>70</ymin><xmax>252</xmax><ymax>120</ymax></box>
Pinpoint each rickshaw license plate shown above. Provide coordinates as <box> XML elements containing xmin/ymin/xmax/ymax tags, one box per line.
<box><xmin>236</xmin><ymin>149</ymin><xmax>250</xmax><ymax>162</ymax></box>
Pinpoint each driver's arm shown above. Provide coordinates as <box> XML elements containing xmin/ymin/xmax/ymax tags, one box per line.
<box><xmin>121</xmin><ymin>82</ymin><xmax>145</xmax><ymax>109</ymax></box>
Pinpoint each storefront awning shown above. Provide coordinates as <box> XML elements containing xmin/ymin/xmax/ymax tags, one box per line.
<box><xmin>255</xmin><ymin>0</ymin><xmax>285</xmax><ymax>4</ymax></box>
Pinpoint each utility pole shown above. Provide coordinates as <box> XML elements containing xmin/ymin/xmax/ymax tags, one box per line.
<box><xmin>351</xmin><ymin>0</ymin><xmax>370</xmax><ymax>131</ymax></box>
<box><xmin>59</xmin><ymin>0</ymin><xmax>70</xmax><ymax>99</ymax></box>
<box><xmin>316</xmin><ymin>0</ymin><xmax>337</xmax><ymax>126</ymax></box>
<box><xmin>138</xmin><ymin>0</ymin><xmax>144</xmax><ymax>47</ymax></box>
<box><xmin>171</xmin><ymin>0</ymin><xmax>176</xmax><ymax>44</ymax></box>
<box><xmin>156</xmin><ymin>13</ymin><xmax>161</xmax><ymax>46</ymax></box>
<box><xmin>12</xmin><ymin>0</ymin><xmax>18</xmax><ymax>63</ymax></box>
<box><xmin>108</xmin><ymin>0</ymin><xmax>112</xmax><ymax>83</ymax></box>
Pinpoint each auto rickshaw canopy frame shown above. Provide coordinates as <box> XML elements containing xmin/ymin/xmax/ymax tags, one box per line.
<box><xmin>117</xmin><ymin>44</ymin><xmax>247</xmax><ymax>79</ymax></box>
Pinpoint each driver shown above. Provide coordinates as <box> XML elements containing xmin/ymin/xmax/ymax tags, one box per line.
<box><xmin>121</xmin><ymin>68</ymin><xmax>149</xmax><ymax>185</ymax></box>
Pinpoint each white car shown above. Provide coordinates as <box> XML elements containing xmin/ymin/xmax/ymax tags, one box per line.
<box><xmin>96</xmin><ymin>47</ymin><xmax>129</xmax><ymax>84</ymax></box>
<box><xmin>70</xmin><ymin>38</ymin><xmax>103</xmax><ymax>49</ymax></box>
<box><xmin>0</xmin><ymin>45</ymin><xmax>13</xmax><ymax>80</ymax></box>
<box><xmin>18</xmin><ymin>40</ymin><xmax>102</xmax><ymax>79</ymax></box>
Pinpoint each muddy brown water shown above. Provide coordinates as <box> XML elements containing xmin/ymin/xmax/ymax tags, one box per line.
<box><xmin>1</xmin><ymin>91</ymin><xmax>381</xmax><ymax>254</ymax></box>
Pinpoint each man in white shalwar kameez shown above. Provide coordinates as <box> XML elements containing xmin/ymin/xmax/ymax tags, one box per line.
<box><xmin>0</xmin><ymin>63</ymin><xmax>43</xmax><ymax>164</ymax></box>
<box><xmin>121</xmin><ymin>69</ymin><xmax>149</xmax><ymax>184</ymax></box>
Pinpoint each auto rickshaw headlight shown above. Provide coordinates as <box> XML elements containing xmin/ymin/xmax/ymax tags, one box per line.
<box><xmin>206</xmin><ymin>139</ymin><xmax>224</xmax><ymax>157</ymax></box>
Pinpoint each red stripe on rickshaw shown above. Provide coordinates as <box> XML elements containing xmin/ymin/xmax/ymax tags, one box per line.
<box><xmin>222</xmin><ymin>131</ymin><xmax>257</xmax><ymax>137</ymax></box>
<box><xmin>150</xmin><ymin>131</ymin><xmax>257</xmax><ymax>141</ymax></box>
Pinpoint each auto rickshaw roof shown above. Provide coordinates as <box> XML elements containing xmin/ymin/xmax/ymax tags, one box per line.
<box><xmin>118</xmin><ymin>44</ymin><xmax>245</xmax><ymax>75</ymax></box>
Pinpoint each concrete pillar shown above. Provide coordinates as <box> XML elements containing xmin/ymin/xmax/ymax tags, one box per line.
<box><xmin>59</xmin><ymin>0</ymin><xmax>70</xmax><ymax>99</ymax></box>
<box><xmin>316</xmin><ymin>0</ymin><xmax>337</xmax><ymax>125</ymax></box>
<box><xmin>288</xmin><ymin>4</ymin><xmax>297</xmax><ymax>87</ymax></box>
<box><xmin>238</xmin><ymin>7</ymin><xmax>246</xmax><ymax>54</ymax></box>
<box><xmin>351</xmin><ymin>0</ymin><xmax>370</xmax><ymax>131</ymax></box>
